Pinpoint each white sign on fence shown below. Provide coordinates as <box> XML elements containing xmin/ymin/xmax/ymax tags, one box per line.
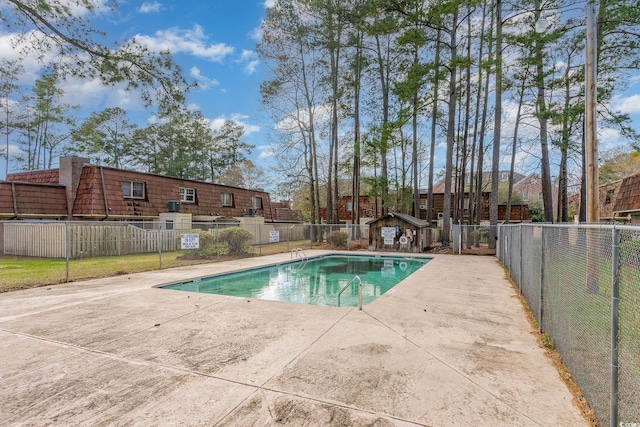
<box><xmin>381</xmin><ymin>227</ymin><xmax>396</xmax><ymax>238</ymax></box>
<box><xmin>269</xmin><ymin>230</ymin><xmax>280</xmax><ymax>243</ymax></box>
<box><xmin>381</xmin><ymin>227</ymin><xmax>395</xmax><ymax>245</ymax></box>
<box><xmin>181</xmin><ymin>233</ymin><xmax>200</xmax><ymax>249</ymax></box>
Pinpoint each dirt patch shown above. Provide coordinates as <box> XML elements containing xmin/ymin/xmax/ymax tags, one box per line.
<box><xmin>427</xmin><ymin>244</ymin><xmax>496</xmax><ymax>256</ymax></box>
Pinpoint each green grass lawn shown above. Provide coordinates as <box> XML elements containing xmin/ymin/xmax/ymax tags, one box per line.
<box><xmin>0</xmin><ymin>252</ymin><xmax>222</xmax><ymax>293</ymax></box>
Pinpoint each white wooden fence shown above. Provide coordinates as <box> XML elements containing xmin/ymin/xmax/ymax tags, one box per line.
<box><xmin>2</xmin><ymin>222</ymin><xmax>184</xmax><ymax>258</ymax></box>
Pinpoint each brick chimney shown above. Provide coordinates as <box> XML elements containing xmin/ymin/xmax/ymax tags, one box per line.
<box><xmin>59</xmin><ymin>156</ymin><xmax>90</xmax><ymax>219</ymax></box>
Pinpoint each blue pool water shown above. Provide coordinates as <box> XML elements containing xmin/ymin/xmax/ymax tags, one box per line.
<box><xmin>161</xmin><ymin>254</ymin><xmax>429</xmax><ymax>307</ymax></box>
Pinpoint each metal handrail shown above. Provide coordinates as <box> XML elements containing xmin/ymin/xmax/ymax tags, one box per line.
<box><xmin>290</xmin><ymin>247</ymin><xmax>307</xmax><ymax>259</ymax></box>
<box><xmin>337</xmin><ymin>275</ymin><xmax>363</xmax><ymax>310</ymax></box>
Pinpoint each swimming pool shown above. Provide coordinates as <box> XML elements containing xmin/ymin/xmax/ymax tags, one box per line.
<box><xmin>161</xmin><ymin>254</ymin><xmax>429</xmax><ymax>307</ymax></box>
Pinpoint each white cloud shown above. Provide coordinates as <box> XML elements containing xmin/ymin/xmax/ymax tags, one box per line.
<box><xmin>0</xmin><ymin>31</ymin><xmax>57</xmax><ymax>84</ymax></box>
<box><xmin>598</xmin><ymin>127</ymin><xmax>628</xmax><ymax>153</ymax></box>
<box><xmin>249</xmin><ymin>24</ymin><xmax>264</xmax><ymax>42</ymax></box>
<box><xmin>263</xmin><ymin>0</ymin><xmax>276</xmax><ymax>8</ymax></box>
<box><xmin>209</xmin><ymin>116</ymin><xmax>226</xmax><ymax>131</ymax></box>
<box><xmin>611</xmin><ymin>94</ymin><xmax>640</xmax><ymax>115</ymax></box>
<box><xmin>138</xmin><ymin>1</ymin><xmax>163</xmax><ymax>14</ymax></box>
<box><xmin>147</xmin><ymin>115</ymin><xmax>163</xmax><ymax>125</ymax></box>
<box><xmin>210</xmin><ymin>113</ymin><xmax>260</xmax><ymax>137</ymax></box>
<box><xmin>59</xmin><ymin>77</ymin><xmax>109</xmax><ymax>107</ymax></box>
<box><xmin>240</xmin><ymin>50</ymin><xmax>257</xmax><ymax>61</ymax></box>
<box><xmin>275</xmin><ymin>104</ymin><xmax>332</xmax><ymax>132</ymax></box>
<box><xmin>133</xmin><ymin>25</ymin><xmax>234</xmax><ymax>62</ymax></box>
<box><xmin>237</xmin><ymin>50</ymin><xmax>260</xmax><ymax>74</ymax></box>
<box><xmin>190</xmin><ymin>66</ymin><xmax>219</xmax><ymax>89</ymax></box>
<box><xmin>58</xmin><ymin>0</ymin><xmax>111</xmax><ymax>17</ymax></box>
<box><xmin>243</xmin><ymin>60</ymin><xmax>260</xmax><ymax>75</ymax></box>
<box><xmin>258</xmin><ymin>144</ymin><xmax>275</xmax><ymax>159</ymax></box>
<box><xmin>105</xmin><ymin>87</ymin><xmax>146</xmax><ymax>110</ymax></box>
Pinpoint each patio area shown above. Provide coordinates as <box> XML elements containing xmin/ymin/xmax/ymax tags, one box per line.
<box><xmin>0</xmin><ymin>251</ymin><xmax>585</xmax><ymax>426</ymax></box>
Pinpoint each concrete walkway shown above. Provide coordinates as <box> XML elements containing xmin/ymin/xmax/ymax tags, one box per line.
<box><xmin>0</xmin><ymin>252</ymin><xmax>585</xmax><ymax>426</ymax></box>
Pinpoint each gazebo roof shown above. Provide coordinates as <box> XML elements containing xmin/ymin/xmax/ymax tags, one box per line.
<box><xmin>370</xmin><ymin>212</ymin><xmax>429</xmax><ymax>228</ymax></box>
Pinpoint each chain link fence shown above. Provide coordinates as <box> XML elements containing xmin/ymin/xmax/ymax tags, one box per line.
<box><xmin>0</xmin><ymin>220</ymin><xmax>370</xmax><ymax>291</ymax></box>
<box><xmin>452</xmin><ymin>224</ymin><xmax>498</xmax><ymax>253</ymax></box>
<box><xmin>498</xmin><ymin>223</ymin><xmax>640</xmax><ymax>427</ymax></box>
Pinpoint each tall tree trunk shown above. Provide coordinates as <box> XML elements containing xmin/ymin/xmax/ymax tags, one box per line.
<box><xmin>374</xmin><ymin>33</ymin><xmax>390</xmax><ymax>215</ymax></box>
<box><xmin>534</xmin><ymin>3</ymin><xmax>554</xmax><ymax>223</ymax></box>
<box><xmin>454</xmin><ymin>75</ymin><xmax>464</xmax><ymax>225</ymax></box>
<box><xmin>557</xmin><ymin>57</ymin><xmax>573</xmax><ymax>223</ymax></box>
<box><xmin>351</xmin><ymin>30</ymin><xmax>363</xmax><ymax>236</ymax></box>
<box><xmin>4</xmin><ymin>103</ymin><xmax>9</xmax><ymax>178</ymax></box>
<box><xmin>506</xmin><ymin>71</ymin><xmax>528</xmax><ymax>224</ymax></box>
<box><xmin>442</xmin><ymin>10</ymin><xmax>458</xmax><ymax>246</ymax></box>
<box><xmin>460</xmin><ymin>14</ymin><xmax>472</xmax><ymax>226</ymax></box>
<box><xmin>489</xmin><ymin>0</ymin><xmax>502</xmax><ymax>249</ymax></box>
<box><xmin>475</xmin><ymin>5</ymin><xmax>494</xmax><ymax>229</ymax></box>
<box><xmin>427</xmin><ymin>30</ymin><xmax>442</xmax><ymax>225</ymax></box>
<box><xmin>412</xmin><ymin>46</ymin><xmax>420</xmax><ymax>218</ymax></box>
<box><xmin>579</xmin><ymin>121</ymin><xmax>587</xmax><ymax>222</ymax></box>
<box><xmin>468</xmin><ymin>0</ymin><xmax>488</xmax><ymax>231</ymax></box>
<box><xmin>326</xmin><ymin>3</ymin><xmax>342</xmax><ymax>225</ymax></box>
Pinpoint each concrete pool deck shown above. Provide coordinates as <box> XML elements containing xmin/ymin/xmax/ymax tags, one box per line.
<box><xmin>0</xmin><ymin>251</ymin><xmax>585</xmax><ymax>426</ymax></box>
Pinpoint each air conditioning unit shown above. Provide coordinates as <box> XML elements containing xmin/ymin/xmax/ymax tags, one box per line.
<box><xmin>419</xmin><ymin>203</ymin><xmax>427</xmax><ymax>210</ymax></box>
<box><xmin>437</xmin><ymin>212</ymin><xmax>443</xmax><ymax>220</ymax></box>
<box><xmin>167</xmin><ymin>200</ymin><xmax>181</xmax><ymax>212</ymax></box>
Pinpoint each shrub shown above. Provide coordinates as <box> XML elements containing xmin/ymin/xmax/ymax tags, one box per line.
<box><xmin>327</xmin><ymin>230</ymin><xmax>348</xmax><ymax>248</ymax></box>
<box><xmin>471</xmin><ymin>227</ymin><xmax>490</xmax><ymax>242</ymax></box>
<box><xmin>218</xmin><ymin>227</ymin><xmax>254</xmax><ymax>254</ymax></box>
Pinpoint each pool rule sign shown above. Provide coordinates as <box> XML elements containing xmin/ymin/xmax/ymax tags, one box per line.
<box><xmin>180</xmin><ymin>233</ymin><xmax>200</xmax><ymax>249</ymax></box>
<box><xmin>381</xmin><ymin>227</ymin><xmax>396</xmax><ymax>245</ymax></box>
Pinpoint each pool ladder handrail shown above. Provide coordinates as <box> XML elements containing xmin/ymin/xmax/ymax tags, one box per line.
<box><xmin>337</xmin><ymin>275</ymin><xmax>363</xmax><ymax>310</ymax></box>
<box><xmin>290</xmin><ymin>247</ymin><xmax>307</xmax><ymax>259</ymax></box>
<box><xmin>290</xmin><ymin>247</ymin><xmax>308</xmax><ymax>271</ymax></box>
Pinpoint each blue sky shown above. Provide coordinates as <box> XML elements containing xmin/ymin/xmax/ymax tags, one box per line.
<box><xmin>98</xmin><ymin>0</ymin><xmax>271</xmax><ymax>160</ymax></box>
<box><xmin>0</xmin><ymin>0</ymin><xmax>272</xmax><ymax>177</ymax></box>
<box><xmin>1</xmin><ymin>0</ymin><xmax>639</xmax><ymax>185</ymax></box>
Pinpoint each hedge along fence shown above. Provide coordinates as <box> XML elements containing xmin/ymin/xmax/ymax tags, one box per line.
<box><xmin>2</xmin><ymin>222</ymin><xmax>184</xmax><ymax>259</ymax></box>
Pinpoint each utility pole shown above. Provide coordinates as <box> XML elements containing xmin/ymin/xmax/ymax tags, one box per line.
<box><xmin>585</xmin><ymin>0</ymin><xmax>599</xmax><ymax>223</ymax></box>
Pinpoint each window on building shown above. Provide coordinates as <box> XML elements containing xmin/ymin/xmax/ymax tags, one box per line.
<box><xmin>179</xmin><ymin>187</ymin><xmax>196</xmax><ymax>203</ymax></box>
<box><xmin>605</xmin><ymin>189</ymin><xmax>615</xmax><ymax>205</ymax></box>
<box><xmin>252</xmin><ymin>196</ymin><xmax>263</xmax><ymax>209</ymax></box>
<box><xmin>122</xmin><ymin>181</ymin><xmax>145</xmax><ymax>199</ymax></box>
<box><xmin>522</xmin><ymin>192</ymin><xmax>529</xmax><ymax>202</ymax></box>
<box><xmin>221</xmin><ymin>193</ymin><xmax>233</xmax><ymax>207</ymax></box>
<box><xmin>346</xmin><ymin>201</ymin><xmax>353</xmax><ymax>211</ymax></box>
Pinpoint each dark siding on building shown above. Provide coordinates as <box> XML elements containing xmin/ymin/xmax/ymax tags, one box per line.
<box><xmin>0</xmin><ymin>181</ymin><xmax>67</xmax><ymax>218</ymax></box>
<box><xmin>72</xmin><ymin>166</ymin><xmax>273</xmax><ymax>220</ymax></box>
<box><xmin>7</xmin><ymin>169</ymin><xmax>60</xmax><ymax>184</ymax></box>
